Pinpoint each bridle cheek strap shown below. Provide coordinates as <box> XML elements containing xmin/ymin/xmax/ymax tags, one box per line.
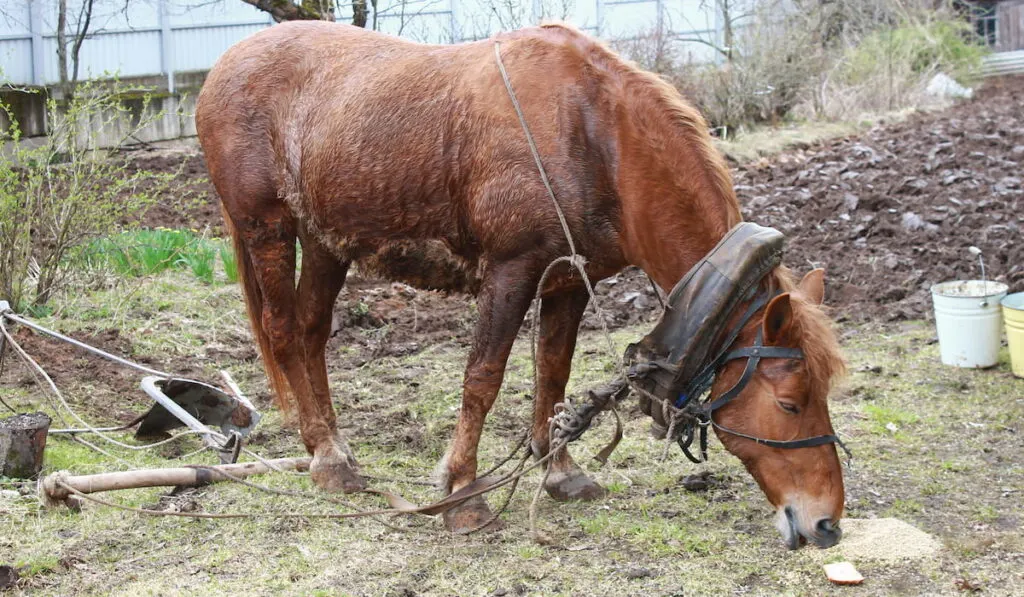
<box><xmin>681</xmin><ymin>328</ymin><xmax>853</xmax><ymax>464</ymax></box>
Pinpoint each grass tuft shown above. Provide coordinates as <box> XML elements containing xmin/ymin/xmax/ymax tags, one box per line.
<box><xmin>75</xmin><ymin>228</ymin><xmax>237</xmax><ymax>285</ymax></box>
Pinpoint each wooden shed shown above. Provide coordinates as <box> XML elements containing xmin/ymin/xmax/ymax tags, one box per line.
<box><xmin>965</xmin><ymin>0</ymin><xmax>1024</xmax><ymax>51</ymax></box>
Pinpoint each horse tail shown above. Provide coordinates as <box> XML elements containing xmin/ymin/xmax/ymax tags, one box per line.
<box><xmin>221</xmin><ymin>205</ymin><xmax>295</xmax><ymax>417</ymax></box>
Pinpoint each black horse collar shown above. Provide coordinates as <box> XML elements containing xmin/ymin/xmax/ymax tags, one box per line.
<box><xmin>624</xmin><ymin>223</ymin><xmax>849</xmax><ymax>463</ymax></box>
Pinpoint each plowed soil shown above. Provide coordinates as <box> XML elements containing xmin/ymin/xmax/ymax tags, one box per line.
<box><xmin>733</xmin><ymin>75</ymin><xmax>1024</xmax><ymax>322</ymax></box>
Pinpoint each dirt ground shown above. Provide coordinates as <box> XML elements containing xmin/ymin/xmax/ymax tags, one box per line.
<box><xmin>732</xmin><ymin>75</ymin><xmax>1024</xmax><ymax>323</ymax></box>
<box><xmin>1</xmin><ymin>76</ymin><xmax>1023</xmax><ymax>596</ymax></box>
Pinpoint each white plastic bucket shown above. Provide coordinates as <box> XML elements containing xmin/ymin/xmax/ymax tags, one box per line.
<box><xmin>931</xmin><ymin>280</ymin><xmax>1008</xmax><ymax>368</ymax></box>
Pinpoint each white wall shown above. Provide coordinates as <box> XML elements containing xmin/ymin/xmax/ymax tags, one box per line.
<box><xmin>1</xmin><ymin>0</ymin><xmax>752</xmax><ymax>87</ymax></box>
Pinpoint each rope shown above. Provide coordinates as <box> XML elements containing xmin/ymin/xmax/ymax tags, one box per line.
<box><xmin>0</xmin><ymin>317</ymin><xmax>230</xmax><ymax>454</ymax></box>
<box><xmin>496</xmin><ymin>41</ymin><xmax>642</xmax><ymax>541</ymax></box>
<box><xmin>0</xmin><ymin>332</ymin><xmax>16</xmax><ymax>413</ymax></box>
<box><xmin>1</xmin><ymin>305</ymin><xmax>544</xmax><ymax>531</ymax></box>
<box><xmin>5</xmin><ymin>46</ymin><xmax>640</xmax><ymax>538</ymax></box>
<box><xmin>1</xmin><ymin>310</ymin><xmax>172</xmax><ymax>378</ymax></box>
<box><xmin>494</xmin><ymin>42</ymin><xmax>578</xmax><ymax>260</ymax></box>
<box><xmin>185</xmin><ymin>464</ymin><xmax>434</xmax><ymax>534</ymax></box>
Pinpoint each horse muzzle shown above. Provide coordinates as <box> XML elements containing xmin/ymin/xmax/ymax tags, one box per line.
<box><xmin>776</xmin><ymin>505</ymin><xmax>842</xmax><ymax>550</ymax></box>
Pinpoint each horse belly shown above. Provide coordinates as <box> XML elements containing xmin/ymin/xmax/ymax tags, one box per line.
<box><xmin>290</xmin><ymin>97</ymin><xmax>476</xmax><ymax>285</ymax></box>
<box><xmin>359</xmin><ymin>240</ymin><xmax>481</xmax><ymax>293</ymax></box>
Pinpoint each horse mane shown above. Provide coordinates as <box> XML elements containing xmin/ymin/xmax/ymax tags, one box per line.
<box><xmin>771</xmin><ymin>267</ymin><xmax>847</xmax><ymax>404</ymax></box>
<box><xmin>538</xmin><ymin>22</ymin><xmax>741</xmax><ymax>232</ymax></box>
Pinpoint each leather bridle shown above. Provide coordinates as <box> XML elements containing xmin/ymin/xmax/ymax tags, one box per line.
<box><xmin>630</xmin><ymin>287</ymin><xmax>852</xmax><ymax>464</ymax></box>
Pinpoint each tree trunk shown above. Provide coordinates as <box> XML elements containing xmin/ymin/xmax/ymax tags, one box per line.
<box><xmin>55</xmin><ymin>0</ymin><xmax>93</xmax><ymax>101</ymax></box>
<box><xmin>721</xmin><ymin>0</ymin><xmax>735</xmax><ymax>62</ymax></box>
<box><xmin>352</xmin><ymin>0</ymin><xmax>368</xmax><ymax>27</ymax></box>
<box><xmin>0</xmin><ymin>412</ymin><xmax>51</xmax><ymax>479</ymax></box>
<box><xmin>57</xmin><ymin>0</ymin><xmax>69</xmax><ymax>98</ymax></box>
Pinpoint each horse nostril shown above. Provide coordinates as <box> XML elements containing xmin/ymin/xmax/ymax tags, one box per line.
<box><xmin>815</xmin><ymin>518</ymin><xmax>842</xmax><ymax>547</ymax></box>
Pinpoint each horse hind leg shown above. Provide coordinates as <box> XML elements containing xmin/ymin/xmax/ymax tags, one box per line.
<box><xmin>533</xmin><ymin>289</ymin><xmax>607</xmax><ymax>502</ymax></box>
<box><xmin>294</xmin><ymin>235</ymin><xmax>363</xmax><ymax>492</ymax></box>
<box><xmin>229</xmin><ymin>202</ymin><xmax>363</xmax><ymax>493</ymax></box>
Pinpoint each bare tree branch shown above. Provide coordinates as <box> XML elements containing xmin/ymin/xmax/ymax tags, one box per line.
<box><xmin>238</xmin><ymin>0</ymin><xmax>333</xmax><ymax>22</ymax></box>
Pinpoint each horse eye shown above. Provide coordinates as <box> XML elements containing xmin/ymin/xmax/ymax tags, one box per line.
<box><xmin>778</xmin><ymin>401</ymin><xmax>800</xmax><ymax>415</ymax></box>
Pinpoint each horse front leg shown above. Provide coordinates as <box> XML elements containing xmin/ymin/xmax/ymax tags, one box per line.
<box><xmin>532</xmin><ymin>288</ymin><xmax>608</xmax><ymax>502</ymax></box>
<box><xmin>441</xmin><ymin>259</ymin><xmax>539</xmax><ymax>533</ymax></box>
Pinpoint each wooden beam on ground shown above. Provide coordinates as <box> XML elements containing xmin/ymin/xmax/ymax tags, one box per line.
<box><xmin>39</xmin><ymin>456</ymin><xmax>311</xmax><ymax>509</ymax></box>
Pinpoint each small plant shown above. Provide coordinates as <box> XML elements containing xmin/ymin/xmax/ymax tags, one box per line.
<box><xmin>180</xmin><ymin>235</ymin><xmax>216</xmax><ymax>284</ymax></box>
<box><xmin>74</xmin><ymin>228</ymin><xmax>234</xmax><ymax>285</ymax></box>
<box><xmin>219</xmin><ymin>240</ymin><xmax>239</xmax><ymax>283</ymax></box>
<box><xmin>136</xmin><ymin>229</ymin><xmax>192</xmax><ymax>275</ymax></box>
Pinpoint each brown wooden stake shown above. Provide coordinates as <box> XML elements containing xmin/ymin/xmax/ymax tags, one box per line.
<box><xmin>39</xmin><ymin>456</ymin><xmax>311</xmax><ymax>509</ymax></box>
<box><xmin>0</xmin><ymin>412</ymin><xmax>51</xmax><ymax>479</ymax></box>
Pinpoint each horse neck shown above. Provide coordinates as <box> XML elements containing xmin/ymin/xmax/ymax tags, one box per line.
<box><xmin>608</xmin><ymin>87</ymin><xmax>741</xmax><ymax>291</ymax></box>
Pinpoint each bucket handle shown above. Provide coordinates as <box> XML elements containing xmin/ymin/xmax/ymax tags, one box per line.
<box><xmin>969</xmin><ymin>246</ymin><xmax>989</xmax><ymax>307</ymax></box>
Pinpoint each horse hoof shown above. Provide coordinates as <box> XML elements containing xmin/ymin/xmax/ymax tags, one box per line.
<box><xmin>310</xmin><ymin>451</ymin><xmax>365</xmax><ymax>494</ymax></box>
<box><xmin>442</xmin><ymin>495</ymin><xmax>505</xmax><ymax>534</ymax></box>
<box><xmin>544</xmin><ymin>468</ymin><xmax>607</xmax><ymax>502</ymax></box>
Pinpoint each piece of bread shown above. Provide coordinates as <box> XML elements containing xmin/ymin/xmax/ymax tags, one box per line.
<box><xmin>824</xmin><ymin>562</ymin><xmax>864</xmax><ymax>585</ymax></box>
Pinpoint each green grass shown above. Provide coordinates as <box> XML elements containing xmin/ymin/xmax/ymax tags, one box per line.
<box><xmin>75</xmin><ymin>228</ymin><xmax>236</xmax><ymax>285</ymax></box>
<box><xmin>219</xmin><ymin>240</ymin><xmax>239</xmax><ymax>283</ymax></box>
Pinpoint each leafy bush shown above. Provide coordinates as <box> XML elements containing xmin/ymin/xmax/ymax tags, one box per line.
<box><xmin>0</xmin><ymin>80</ymin><xmax>176</xmax><ymax>310</ymax></box>
<box><xmin>622</xmin><ymin>0</ymin><xmax>988</xmax><ymax>135</ymax></box>
<box><xmin>842</xmin><ymin>19</ymin><xmax>986</xmax><ymax>88</ymax></box>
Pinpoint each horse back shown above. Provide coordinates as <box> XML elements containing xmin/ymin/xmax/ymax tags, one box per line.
<box><xmin>198</xmin><ymin>22</ymin><xmax>623</xmax><ymax>287</ymax></box>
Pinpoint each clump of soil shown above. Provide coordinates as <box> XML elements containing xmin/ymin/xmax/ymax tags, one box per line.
<box><xmin>1</xmin><ymin>327</ymin><xmax>174</xmax><ymax>425</ymax></box>
<box><xmin>328</xmin><ymin>277</ymin><xmax>478</xmax><ymax>365</ymax></box>
<box><xmin>121</xmin><ymin>147</ymin><xmax>222</xmax><ymax>235</ymax></box>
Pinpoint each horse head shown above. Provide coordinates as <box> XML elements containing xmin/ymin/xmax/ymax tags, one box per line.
<box><xmin>709</xmin><ymin>268</ymin><xmax>846</xmax><ymax>549</ymax></box>
<box><xmin>627</xmin><ymin>224</ymin><xmax>846</xmax><ymax>550</ymax></box>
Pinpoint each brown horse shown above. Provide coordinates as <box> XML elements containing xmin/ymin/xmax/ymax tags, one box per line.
<box><xmin>196</xmin><ymin>21</ymin><xmax>846</xmax><ymax>547</ymax></box>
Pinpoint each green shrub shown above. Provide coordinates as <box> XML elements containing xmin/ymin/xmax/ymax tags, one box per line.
<box><xmin>843</xmin><ymin>19</ymin><xmax>986</xmax><ymax>88</ymax></box>
<box><xmin>0</xmin><ymin>79</ymin><xmax>176</xmax><ymax>310</ymax></box>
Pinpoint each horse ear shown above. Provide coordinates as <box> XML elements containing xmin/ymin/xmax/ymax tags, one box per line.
<box><xmin>763</xmin><ymin>293</ymin><xmax>794</xmax><ymax>345</ymax></box>
<box><xmin>798</xmin><ymin>268</ymin><xmax>826</xmax><ymax>305</ymax></box>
